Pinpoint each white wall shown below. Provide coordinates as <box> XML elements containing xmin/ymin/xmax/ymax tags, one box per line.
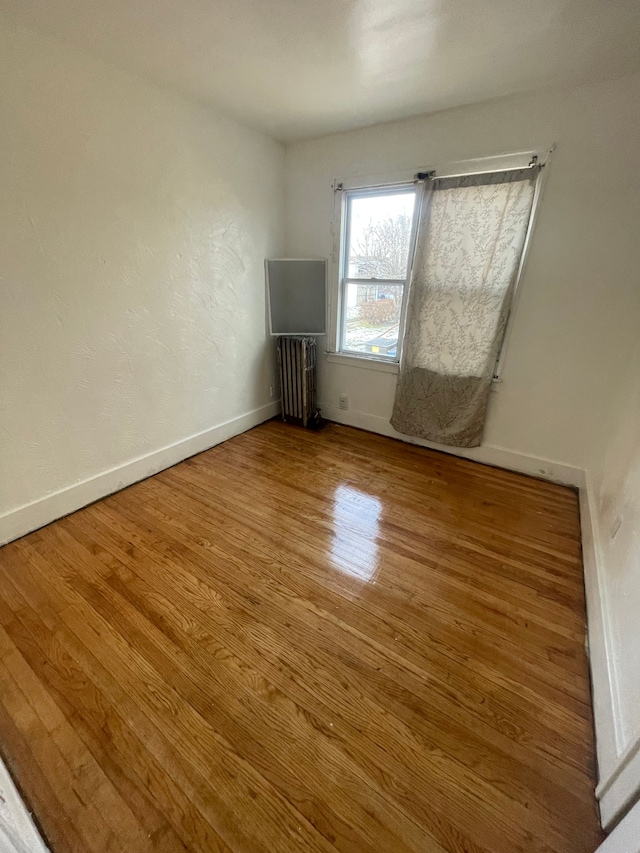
<box><xmin>285</xmin><ymin>74</ymin><xmax>640</xmax><ymax>473</ymax></box>
<box><xmin>0</xmin><ymin>19</ymin><xmax>284</xmax><ymax>540</ymax></box>
<box><xmin>285</xmin><ymin>73</ymin><xmax>640</xmax><ymax>825</ymax></box>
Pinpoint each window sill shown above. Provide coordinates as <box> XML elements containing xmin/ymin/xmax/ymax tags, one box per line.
<box><xmin>325</xmin><ymin>352</ymin><xmax>400</xmax><ymax>374</ymax></box>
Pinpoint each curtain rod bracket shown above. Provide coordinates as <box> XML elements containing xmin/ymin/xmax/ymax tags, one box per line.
<box><xmin>415</xmin><ymin>171</ymin><xmax>436</xmax><ymax>182</ymax></box>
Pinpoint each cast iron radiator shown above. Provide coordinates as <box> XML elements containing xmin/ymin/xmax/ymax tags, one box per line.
<box><xmin>277</xmin><ymin>336</ymin><xmax>318</xmax><ymax>428</ymax></box>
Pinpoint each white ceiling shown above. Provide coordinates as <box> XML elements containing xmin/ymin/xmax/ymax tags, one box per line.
<box><xmin>3</xmin><ymin>0</ymin><xmax>640</xmax><ymax>141</ymax></box>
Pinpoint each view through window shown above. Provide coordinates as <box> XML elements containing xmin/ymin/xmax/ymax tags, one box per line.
<box><xmin>340</xmin><ymin>188</ymin><xmax>416</xmax><ymax>358</ymax></box>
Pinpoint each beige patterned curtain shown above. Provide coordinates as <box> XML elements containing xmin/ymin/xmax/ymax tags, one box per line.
<box><xmin>391</xmin><ymin>168</ymin><xmax>538</xmax><ymax>447</ymax></box>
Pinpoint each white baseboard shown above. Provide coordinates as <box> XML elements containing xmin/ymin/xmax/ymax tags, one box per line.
<box><xmin>599</xmin><ymin>740</ymin><xmax>640</xmax><ymax>831</ymax></box>
<box><xmin>320</xmin><ymin>404</ymin><xmax>585</xmax><ymax>487</ymax></box>
<box><xmin>0</xmin><ymin>401</ymin><xmax>280</xmax><ymax>547</ymax></box>
<box><xmin>595</xmin><ymin>798</ymin><xmax>640</xmax><ymax>853</ymax></box>
<box><xmin>0</xmin><ymin>757</ymin><xmax>49</xmax><ymax>852</ymax></box>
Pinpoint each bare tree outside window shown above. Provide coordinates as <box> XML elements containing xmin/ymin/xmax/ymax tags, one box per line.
<box><xmin>350</xmin><ymin>214</ymin><xmax>413</xmax><ymax>281</ymax></box>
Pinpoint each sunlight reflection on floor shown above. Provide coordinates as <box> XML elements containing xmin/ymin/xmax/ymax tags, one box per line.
<box><xmin>330</xmin><ymin>483</ymin><xmax>382</xmax><ymax>582</ymax></box>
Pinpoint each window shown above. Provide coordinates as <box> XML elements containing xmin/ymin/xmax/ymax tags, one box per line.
<box><xmin>337</xmin><ymin>186</ymin><xmax>417</xmax><ymax>361</ymax></box>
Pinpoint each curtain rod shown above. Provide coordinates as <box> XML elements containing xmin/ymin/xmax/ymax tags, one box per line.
<box><xmin>334</xmin><ymin>155</ymin><xmax>547</xmax><ymax>192</ymax></box>
<box><xmin>416</xmin><ymin>156</ymin><xmax>541</xmax><ymax>183</ymax></box>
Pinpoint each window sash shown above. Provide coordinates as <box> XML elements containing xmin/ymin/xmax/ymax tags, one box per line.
<box><xmin>339</xmin><ymin>279</ymin><xmax>405</xmax><ymax>359</ymax></box>
<box><xmin>343</xmin><ymin>187</ymin><xmax>416</xmax><ymax>282</ymax></box>
<box><xmin>338</xmin><ymin>185</ymin><xmax>420</xmax><ymax>362</ymax></box>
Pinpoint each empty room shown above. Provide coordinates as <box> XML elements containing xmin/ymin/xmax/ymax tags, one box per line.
<box><xmin>1</xmin><ymin>1</ymin><xmax>640</xmax><ymax>851</ymax></box>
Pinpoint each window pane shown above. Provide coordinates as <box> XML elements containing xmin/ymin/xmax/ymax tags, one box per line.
<box><xmin>342</xmin><ymin>282</ymin><xmax>403</xmax><ymax>357</ymax></box>
<box><xmin>347</xmin><ymin>192</ymin><xmax>415</xmax><ymax>279</ymax></box>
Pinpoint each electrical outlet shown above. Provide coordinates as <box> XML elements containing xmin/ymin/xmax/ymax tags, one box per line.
<box><xmin>269</xmin><ymin>384</ymin><xmax>276</xmax><ymax>398</ymax></box>
<box><xmin>339</xmin><ymin>394</ymin><xmax>349</xmax><ymax>410</ymax></box>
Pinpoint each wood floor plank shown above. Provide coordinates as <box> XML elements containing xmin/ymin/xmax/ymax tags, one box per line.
<box><xmin>7</xmin><ymin>539</ymin><xmax>334</xmax><ymax>853</ymax></box>
<box><xmin>0</xmin><ymin>421</ymin><xmax>602</xmax><ymax>852</ymax></box>
<box><xmin>47</xmin><ymin>526</ymin><xmax>444</xmax><ymax>853</ymax></box>
<box><xmin>149</xmin><ymin>463</ymin><xmax>591</xmax><ymax>697</ymax></box>
<box><xmin>91</xmin><ymin>495</ymin><xmax>593</xmax><ymax>780</ymax></box>
<box><xmin>98</xmin><ymin>531</ymin><xmax>596</xmax><ymax>844</ymax></box>
<box><xmin>118</xmin><ymin>481</ymin><xmax>594</xmax><ymax>742</ymax></box>
<box><xmin>162</xmin><ymin>454</ymin><xmax>587</xmax><ymax>638</ymax></box>
<box><xmin>0</xmin><ymin>584</ymin><xmax>227</xmax><ymax>853</ymax></box>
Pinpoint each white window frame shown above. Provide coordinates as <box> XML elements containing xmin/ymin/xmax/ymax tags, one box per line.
<box><xmin>330</xmin><ymin>177</ymin><xmax>422</xmax><ymax>369</ymax></box>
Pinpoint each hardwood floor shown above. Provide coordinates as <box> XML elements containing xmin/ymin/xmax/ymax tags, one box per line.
<box><xmin>0</xmin><ymin>421</ymin><xmax>602</xmax><ymax>853</ymax></box>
